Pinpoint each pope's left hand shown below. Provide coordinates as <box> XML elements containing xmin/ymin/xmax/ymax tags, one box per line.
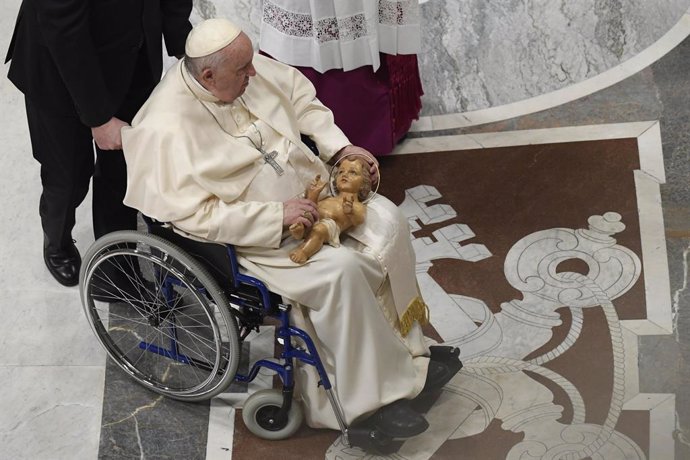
<box><xmin>333</xmin><ymin>145</ymin><xmax>379</xmax><ymax>185</ymax></box>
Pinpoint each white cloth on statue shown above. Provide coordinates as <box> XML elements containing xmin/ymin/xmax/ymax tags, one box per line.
<box><xmin>260</xmin><ymin>0</ymin><xmax>421</xmax><ymax>72</ymax></box>
<box><xmin>122</xmin><ymin>54</ymin><xmax>429</xmax><ymax>429</ymax></box>
<box><xmin>319</xmin><ymin>217</ymin><xmax>341</xmax><ymax>247</ymax></box>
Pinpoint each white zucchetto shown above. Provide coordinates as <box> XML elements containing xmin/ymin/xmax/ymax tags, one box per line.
<box><xmin>185</xmin><ymin>18</ymin><xmax>242</xmax><ymax>58</ymax></box>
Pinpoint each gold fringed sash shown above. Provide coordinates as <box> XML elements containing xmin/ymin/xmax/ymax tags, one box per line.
<box><xmin>399</xmin><ymin>296</ymin><xmax>429</xmax><ymax>337</ymax></box>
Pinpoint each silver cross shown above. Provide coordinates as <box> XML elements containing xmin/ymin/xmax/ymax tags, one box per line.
<box><xmin>261</xmin><ymin>149</ymin><xmax>284</xmax><ymax>175</ymax></box>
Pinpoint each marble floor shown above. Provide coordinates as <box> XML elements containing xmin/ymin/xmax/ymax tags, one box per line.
<box><xmin>1</xmin><ymin>0</ymin><xmax>689</xmax><ymax>459</ymax></box>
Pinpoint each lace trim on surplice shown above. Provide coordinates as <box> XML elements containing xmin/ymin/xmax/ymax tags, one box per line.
<box><xmin>263</xmin><ymin>1</ymin><xmax>369</xmax><ymax>43</ymax></box>
<box><xmin>378</xmin><ymin>0</ymin><xmax>420</xmax><ymax>26</ymax></box>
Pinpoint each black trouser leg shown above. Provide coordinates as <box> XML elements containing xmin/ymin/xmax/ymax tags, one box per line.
<box><xmin>92</xmin><ymin>48</ymin><xmax>156</xmax><ymax>239</ymax></box>
<box><xmin>25</xmin><ymin>98</ymin><xmax>94</xmax><ymax>251</ymax></box>
<box><xmin>92</xmin><ymin>149</ymin><xmax>138</xmax><ymax>239</ymax></box>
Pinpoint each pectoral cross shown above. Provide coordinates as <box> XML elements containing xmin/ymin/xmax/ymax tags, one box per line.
<box><xmin>261</xmin><ymin>149</ymin><xmax>284</xmax><ymax>176</ymax></box>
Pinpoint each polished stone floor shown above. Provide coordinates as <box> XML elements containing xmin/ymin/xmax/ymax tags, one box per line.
<box><xmin>1</xmin><ymin>0</ymin><xmax>689</xmax><ymax>459</ymax></box>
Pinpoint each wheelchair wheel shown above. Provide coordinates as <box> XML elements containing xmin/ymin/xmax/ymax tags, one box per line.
<box><xmin>242</xmin><ymin>389</ymin><xmax>304</xmax><ymax>440</ymax></box>
<box><xmin>80</xmin><ymin>230</ymin><xmax>240</xmax><ymax>402</ymax></box>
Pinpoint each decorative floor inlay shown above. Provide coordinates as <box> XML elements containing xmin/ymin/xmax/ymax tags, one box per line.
<box><xmin>95</xmin><ymin>124</ymin><xmax>674</xmax><ymax>459</ymax></box>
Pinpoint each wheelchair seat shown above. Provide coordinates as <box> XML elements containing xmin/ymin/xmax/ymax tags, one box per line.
<box><xmin>145</xmin><ymin>219</ymin><xmax>283</xmax><ymax>319</ymax></box>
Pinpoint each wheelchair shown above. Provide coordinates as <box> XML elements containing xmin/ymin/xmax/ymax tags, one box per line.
<box><xmin>78</xmin><ymin>220</ymin><xmax>398</xmax><ymax>451</ymax></box>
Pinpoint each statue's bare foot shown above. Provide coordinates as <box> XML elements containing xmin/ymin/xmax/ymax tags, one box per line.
<box><xmin>290</xmin><ymin>248</ymin><xmax>308</xmax><ymax>264</ymax></box>
<box><xmin>289</xmin><ymin>222</ymin><xmax>305</xmax><ymax>239</ymax></box>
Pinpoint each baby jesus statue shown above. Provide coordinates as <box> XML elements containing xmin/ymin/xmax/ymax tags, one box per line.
<box><xmin>289</xmin><ymin>157</ymin><xmax>371</xmax><ymax>264</ymax></box>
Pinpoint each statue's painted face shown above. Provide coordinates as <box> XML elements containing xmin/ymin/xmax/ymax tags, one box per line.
<box><xmin>335</xmin><ymin>159</ymin><xmax>365</xmax><ymax>194</ymax></box>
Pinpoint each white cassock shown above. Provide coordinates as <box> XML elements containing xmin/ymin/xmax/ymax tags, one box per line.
<box><xmin>121</xmin><ymin>54</ymin><xmax>429</xmax><ymax>429</ymax></box>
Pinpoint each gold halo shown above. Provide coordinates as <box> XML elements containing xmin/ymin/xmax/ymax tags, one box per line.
<box><xmin>328</xmin><ymin>153</ymin><xmax>381</xmax><ymax>204</ymax></box>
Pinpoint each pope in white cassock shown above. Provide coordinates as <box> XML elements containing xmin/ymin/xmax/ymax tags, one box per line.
<box><xmin>121</xmin><ymin>18</ymin><xmax>455</xmax><ymax>438</ymax></box>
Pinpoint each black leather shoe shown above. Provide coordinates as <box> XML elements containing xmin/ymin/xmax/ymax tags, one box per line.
<box><xmin>372</xmin><ymin>399</ymin><xmax>429</xmax><ymax>438</ymax></box>
<box><xmin>43</xmin><ymin>237</ymin><xmax>81</xmax><ymax>287</ymax></box>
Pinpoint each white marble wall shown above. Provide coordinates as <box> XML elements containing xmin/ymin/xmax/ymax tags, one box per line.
<box><xmin>419</xmin><ymin>0</ymin><xmax>690</xmax><ymax>115</ymax></box>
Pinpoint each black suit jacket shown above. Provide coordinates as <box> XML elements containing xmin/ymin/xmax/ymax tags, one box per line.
<box><xmin>6</xmin><ymin>0</ymin><xmax>192</xmax><ymax>127</ymax></box>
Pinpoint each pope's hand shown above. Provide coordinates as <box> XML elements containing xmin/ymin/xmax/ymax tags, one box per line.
<box><xmin>92</xmin><ymin>117</ymin><xmax>129</xmax><ymax>150</ymax></box>
<box><xmin>333</xmin><ymin>145</ymin><xmax>379</xmax><ymax>185</ymax></box>
<box><xmin>283</xmin><ymin>198</ymin><xmax>319</xmax><ymax>228</ymax></box>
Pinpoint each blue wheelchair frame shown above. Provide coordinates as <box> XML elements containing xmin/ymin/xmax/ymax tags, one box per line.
<box><xmin>141</xmin><ymin>221</ymin><xmax>350</xmax><ymax>434</ymax></box>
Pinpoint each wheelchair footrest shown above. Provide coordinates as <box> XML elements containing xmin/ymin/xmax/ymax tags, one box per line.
<box><xmin>429</xmin><ymin>345</ymin><xmax>463</xmax><ymax>373</ymax></box>
<box><xmin>347</xmin><ymin>422</ymin><xmax>402</xmax><ymax>455</ymax></box>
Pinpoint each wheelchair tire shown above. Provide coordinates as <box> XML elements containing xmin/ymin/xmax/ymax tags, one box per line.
<box><xmin>242</xmin><ymin>389</ymin><xmax>304</xmax><ymax>440</ymax></box>
<box><xmin>80</xmin><ymin>230</ymin><xmax>240</xmax><ymax>402</ymax></box>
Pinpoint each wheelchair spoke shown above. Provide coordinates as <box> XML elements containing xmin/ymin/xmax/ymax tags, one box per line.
<box><xmin>91</xmin><ymin>269</ymin><xmax>159</xmax><ymax>312</ymax></box>
<box><xmin>90</xmin><ymin>306</ymin><xmax>155</xmax><ymax>329</ymax></box>
<box><xmin>107</xmin><ymin>294</ymin><xmax>222</xmax><ymax>382</ymax></box>
<box><xmin>96</xmin><ymin>305</ymin><xmax>217</xmax><ymax>362</ymax></box>
<box><xmin>160</xmin><ymin>314</ymin><xmax>219</xmax><ymax>360</ymax></box>
<box><xmin>164</xmin><ymin>313</ymin><xmax>222</xmax><ymax>352</ymax></box>
<box><xmin>129</xmin><ymin>325</ymin><xmax>168</xmax><ymax>368</ymax></box>
<box><xmin>90</xmin><ymin>289</ymin><xmax>222</xmax><ymax>358</ymax></box>
<box><xmin>81</xmin><ymin>231</ymin><xmax>240</xmax><ymax>401</ymax></box>
<box><xmin>88</xmin><ymin>291</ymin><xmax>152</xmax><ymax>322</ymax></box>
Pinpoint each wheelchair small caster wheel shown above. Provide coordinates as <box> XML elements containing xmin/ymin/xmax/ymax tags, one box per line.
<box><xmin>242</xmin><ymin>389</ymin><xmax>303</xmax><ymax>440</ymax></box>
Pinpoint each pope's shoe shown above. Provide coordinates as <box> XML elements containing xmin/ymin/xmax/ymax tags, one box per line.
<box><xmin>43</xmin><ymin>236</ymin><xmax>81</xmax><ymax>287</ymax></box>
<box><xmin>372</xmin><ymin>399</ymin><xmax>429</xmax><ymax>438</ymax></box>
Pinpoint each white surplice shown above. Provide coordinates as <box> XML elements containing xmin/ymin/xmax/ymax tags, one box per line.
<box><xmin>260</xmin><ymin>0</ymin><xmax>422</xmax><ymax>72</ymax></box>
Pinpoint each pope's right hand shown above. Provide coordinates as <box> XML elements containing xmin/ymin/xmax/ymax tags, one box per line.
<box><xmin>283</xmin><ymin>198</ymin><xmax>318</xmax><ymax>228</ymax></box>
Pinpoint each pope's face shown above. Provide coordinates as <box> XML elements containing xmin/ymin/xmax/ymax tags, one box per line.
<box><xmin>206</xmin><ymin>33</ymin><xmax>256</xmax><ymax>103</ymax></box>
<box><xmin>335</xmin><ymin>159</ymin><xmax>365</xmax><ymax>193</ymax></box>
